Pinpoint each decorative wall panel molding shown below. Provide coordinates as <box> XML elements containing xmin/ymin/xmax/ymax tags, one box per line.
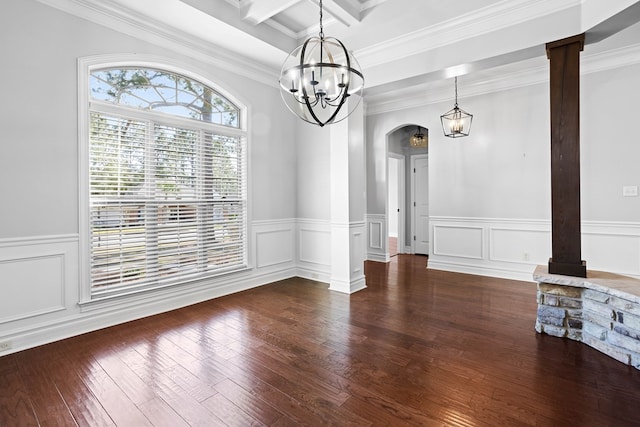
<box><xmin>366</xmin><ymin>214</ymin><xmax>388</xmax><ymax>262</ymax></box>
<box><xmin>350</xmin><ymin>222</ymin><xmax>366</xmax><ymax>277</ymax></box>
<box><xmin>0</xmin><ymin>236</ymin><xmax>77</xmax><ymax>324</ymax></box>
<box><xmin>368</xmin><ymin>218</ymin><xmax>384</xmax><ymax>249</ymax></box>
<box><xmin>428</xmin><ymin>217</ymin><xmax>640</xmax><ymax>281</ymax></box>
<box><xmin>253</xmin><ymin>219</ymin><xmax>295</xmax><ymax>269</ymax></box>
<box><xmin>298</xmin><ymin>220</ymin><xmax>332</xmax><ymax>266</ymax></box>
<box><xmin>489</xmin><ymin>227</ymin><xmax>550</xmax><ymax>264</ymax></box>
<box><xmin>433</xmin><ymin>224</ymin><xmax>484</xmax><ymax>259</ymax></box>
<box><xmin>582</xmin><ymin>221</ymin><xmax>640</xmax><ymax>278</ymax></box>
<box><xmin>296</xmin><ymin>219</ymin><xmax>332</xmax><ymax>283</ymax></box>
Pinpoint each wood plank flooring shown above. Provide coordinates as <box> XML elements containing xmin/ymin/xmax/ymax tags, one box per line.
<box><xmin>2</xmin><ymin>255</ymin><xmax>640</xmax><ymax>426</ymax></box>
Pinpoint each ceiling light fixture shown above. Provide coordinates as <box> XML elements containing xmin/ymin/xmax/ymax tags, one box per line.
<box><xmin>410</xmin><ymin>126</ymin><xmax>427</xmax><ymax>147</ymax></box>
<box><xmin>278</xmin><ymin>0</ymin><xmax>364</xmax><ymax>127</ymax></box>
<box><xmin>440</xmin><ymin>76</ymin><xmax>473</xmax><ymax>138</ymax></box>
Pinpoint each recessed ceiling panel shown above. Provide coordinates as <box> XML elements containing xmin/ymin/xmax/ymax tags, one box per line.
<box><xmin>271</xmin><ymin>1</ymin><xmax>319</xmax><ymax>35</ymax></box>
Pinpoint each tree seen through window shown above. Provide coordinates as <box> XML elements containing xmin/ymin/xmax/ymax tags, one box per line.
<box><xmin>90</xmin><ymin>68</ymin><xmax>239</xmax><ymax>127</ymax></box>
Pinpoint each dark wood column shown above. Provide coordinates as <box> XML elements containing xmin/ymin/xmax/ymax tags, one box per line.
<box><xmin>546</xmin><ymin>34</ymin><xmax>587</xmax><ymax>278</ymax></box>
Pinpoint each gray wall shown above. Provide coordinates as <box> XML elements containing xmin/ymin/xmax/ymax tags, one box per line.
<box><xmin>366</xmin><ymin>61</ymin><xmax>640</xmax><ymax>225</ymax></box>
<box><xmin>0</xmin><ymin>0</ymin><xmax>297</xmax><ymax>240</ymax></box>
<box><xmin>581</xmin><ymin>63</ymin><xmax>640</xmax><ymax>221</ymax></box>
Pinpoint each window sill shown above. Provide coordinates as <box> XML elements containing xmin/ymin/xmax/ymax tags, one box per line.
<box><xmin>78</xmin><ymin>265</ymin><xmax>251</xmax><ymax>313</ymax></box>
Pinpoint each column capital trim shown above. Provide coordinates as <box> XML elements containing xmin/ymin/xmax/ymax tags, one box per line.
<box><xmin>546</xmin><ymin>33</ymin><xmax>585</xmax><ymax>58</ymax></box>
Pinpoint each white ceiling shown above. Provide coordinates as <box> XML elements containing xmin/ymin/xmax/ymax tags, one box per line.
<box><xmin>38</xmin><ymin>0</ymin><xmax>640</xmax><ymax>105</ymax></box>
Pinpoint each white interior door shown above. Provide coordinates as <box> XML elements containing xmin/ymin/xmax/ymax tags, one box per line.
<box><xmin>412</xmin><ymin>155</ymin><xmax>429</xmax><ymax>255</ymax></box>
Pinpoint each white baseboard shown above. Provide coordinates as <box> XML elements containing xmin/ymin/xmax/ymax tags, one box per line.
<box><xmin>367</xmin><ymin>253</ymin><xmax>389</xmax><ymax>263</ymax></box>
<box><xmin>428</xmin><ymin>260</ymin><xmax>536</xmax><ymax>283</ymax></box>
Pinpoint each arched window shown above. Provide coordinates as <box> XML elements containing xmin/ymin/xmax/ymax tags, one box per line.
<box><xmin>84</xmin><ymin>64</ymin><xmax>247</xmax><ymax>299</ymax></box>
<box><xmin>90</xmin><ymin>67</ymin><xmax>240</xmax><ymax>127</ymax></box>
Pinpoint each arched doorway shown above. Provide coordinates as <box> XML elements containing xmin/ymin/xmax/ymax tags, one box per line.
<box><xmin>386</xmin><ymin>125</ymin><xmax>429</xmax><ymax>258</ymax></box>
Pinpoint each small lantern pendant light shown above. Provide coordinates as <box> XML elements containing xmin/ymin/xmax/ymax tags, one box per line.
<box><xmin>278</xmin><ymin>0</ymin><xmax>364</xmax><ymax>127</ymax></box>
<box><xmin>441</xmin><ymin>76</ymin><xmax>473</xmax><ymax>138</ymax></box>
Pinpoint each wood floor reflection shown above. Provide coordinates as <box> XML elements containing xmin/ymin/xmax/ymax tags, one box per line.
<box><xmin>2</xmin><ymin>255</ymin><xmax>640</xmax><ymax>426</ymax></box>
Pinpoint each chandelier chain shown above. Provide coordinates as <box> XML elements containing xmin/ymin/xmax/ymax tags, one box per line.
<box><xmin>319</xmin><ymin>0</ymin><xmax>324</xmax><ymax>39</ymax></box>
<box><xmin>454</xmin><ymin>76</ymin><xmax>459</xmax><ymax>107</ymax></box>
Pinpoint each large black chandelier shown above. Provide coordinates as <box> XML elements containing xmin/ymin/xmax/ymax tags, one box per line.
<box><xmin>278</xmin><ymin>0</ymin><xmax>364</xmax><ymax>127</ymax></box>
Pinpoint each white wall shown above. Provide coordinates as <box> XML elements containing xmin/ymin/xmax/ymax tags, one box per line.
<box><xmin>581</xmin><ymin>63</ymin><xmax>640</xmax><ymax>222</ymax></box>
<box><xmin>367</xmin><ymin>84</ymin><xmax>551</xmax><ymax>219</ymax></box>
<box><xmin>431</xmin><ymin>84</ymin><xmax>551</xmax><ymax>219</ymax></box>
<box><xmin>296</xmin><ymin>123</ymin><xmax>331</xmax><ymax>220</ymax></box>
<box><xmin>365</xmin><ymin>57</ymin><xmax>640</xmax><ymax>280</ymax></box>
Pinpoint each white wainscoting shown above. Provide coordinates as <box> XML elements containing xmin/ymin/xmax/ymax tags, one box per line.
<box><xmin>7</xmin><ymin>217</ymin><xmax>632</xmax><ymax>354</ymax></box>
<box><xmin>0</xmin><ymin>220</ymin><xmax>300</xmax><ymax>356</ymax></box>
<box><xmin>328</xmin><ymin>221</ymin><xmax>367</xmax><ymax>293</ymax></box>
<box><xmin>0</xmin><ymin>235</ymin><xmax>78</xmax><ymax>325</ymax></box>
<box><xmin>428</xmin><ymin>217</ymin><xmax>640</xmax><ymax>282</ymax></box>
<box><xmin>296</xmin><ymin>219</ymin><xmax>332</xmax><ymax>283</ymax></box>
<box><xmin>582</xmin><ymin>221</ymin><xmax>640</xmax><ymax>278</ymax></box>
<box><xmin>433</xmin><ymin>225</ymin><xmax>484</xmax><ymax>260</ymax></box>
<box><xmin>350</xmin><ymin>222</ymin><xmax>366</xmax><ymax>279</ymax></box>
<box><xmin>253</xmin><ymin>219</ymin><xmax>295</xmax><ymax>271</ymax></box>
<box><xmin>366</xmin><ymin>214</ymin><xmax>388</xmax><ymax>262</ymax></box>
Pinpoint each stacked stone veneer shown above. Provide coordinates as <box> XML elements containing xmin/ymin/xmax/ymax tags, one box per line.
<box><xmin>534</xmin><ymin>266</ymin><xmax>640</xmax><ymax>370</ymax></box>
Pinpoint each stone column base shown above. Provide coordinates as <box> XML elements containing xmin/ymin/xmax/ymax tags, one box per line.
<box><xmin>534</xmin><ymin>265</ymin><xmax>640</xmax><ymax>369</ymax></box>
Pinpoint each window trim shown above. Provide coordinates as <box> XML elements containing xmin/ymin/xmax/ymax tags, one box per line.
<box><xmin>78</xmin><ymin>54</ymin><xmax>251</xmax><ymax>304</ymax></box>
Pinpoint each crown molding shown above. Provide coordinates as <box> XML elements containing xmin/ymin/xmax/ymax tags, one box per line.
<box><xmin>356</xmin><ymin>0</ymin><xmax>581</xmax><ymax>69</ymax></box>
<box><xmin>37</xmin><ymin>0</ymin><xmax>282</xmax><ymax>87</ymax></box>
<box><xmin>365</xmin><ymin>42</ymin><xmax>640</xmax><ymax>116</ymax></box>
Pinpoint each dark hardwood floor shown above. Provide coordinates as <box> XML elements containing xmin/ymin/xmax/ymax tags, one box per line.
<box><xmin>2</xmin><ymin>255</ymin><xmax>640</xmax><ymax>426</ymax></box>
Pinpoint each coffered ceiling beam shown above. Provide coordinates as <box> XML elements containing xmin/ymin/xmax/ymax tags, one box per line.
<box><xmin>315</xmin><ymin>0</ymin><xmax>362</xmax><ymax>27</ymax></box>
<box><xmin>240</xmin><ymin>0</ymin><xmax>301</xmax><ymax>25</ymax></box>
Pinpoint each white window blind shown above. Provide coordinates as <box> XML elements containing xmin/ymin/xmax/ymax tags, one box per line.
<box><xmin>89</xmin><ymin>111</ymin><xmax>247</xmax><ymax>297</ymax></box>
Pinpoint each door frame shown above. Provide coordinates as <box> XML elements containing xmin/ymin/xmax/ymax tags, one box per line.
<box><xmin>388</xmin><ymin>153</ymin><xmax>405</xmax><ymax>257</ymax></box>
<box><xmin>411</xmin><ymin>154</ymin><xmax>429</xmax><ymax>255</ymax></box>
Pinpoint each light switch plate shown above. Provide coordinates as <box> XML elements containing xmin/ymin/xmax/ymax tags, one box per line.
<box><xmin>623</xmin><ymin>186</ymin><xmax>639</xmax><ymax>197</ymax></box>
